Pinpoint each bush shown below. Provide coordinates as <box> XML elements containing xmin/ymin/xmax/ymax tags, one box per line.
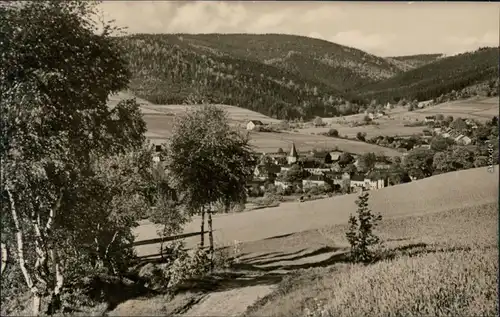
<box><xmin>326</xmin><ymin>129</ymin><xmax>339</xmax><ymax>137</ymax></box>
<box><xmin>168</xmin><ymin>248</ymin><xmax>211</xmax><ymax>289</ymax></box>
<box><xmin>345</xmin><ymin>192</ymin><xmax>382</xmax><ymax>263</ymax></box>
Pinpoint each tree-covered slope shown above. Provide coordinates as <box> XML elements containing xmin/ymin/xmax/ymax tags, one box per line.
<box><xmin>119</xmin><ymin>34</ymin><xmax>378</xmax><ymax>120</ymax></box>
<box><xmin>385</xmin><ymin>53</ymin><xmax>444</xmax><ymax>72</ymax></box>
<box><xmin>355</xmin><ymin>47</ymin><xmax>499</xmax><ymax>103</ymax></box>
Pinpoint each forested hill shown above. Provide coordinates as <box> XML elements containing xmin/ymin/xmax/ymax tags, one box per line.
<box><xmin>354</xmin><ymin>47</ymin><xmax>499</xmax><ymax>103</ymax></box>
<box><xmin>117</xmin><ymin>33</ymin><xmax>402</xmax><ymax>120</ymax></box>
<box><xmin>385</xmin><ymin>53</ymin><xmax>444</xmax><ymax>72</ymax></box>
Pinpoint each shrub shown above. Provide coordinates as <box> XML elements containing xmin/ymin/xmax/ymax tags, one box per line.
<box><xmin>167</xmin><ymin>247</ymin><xmax>211</xmax><ymax>289</ymax></box>
<box><xmin>326</xmin><ymin>129</ymin><xmax>339</xmax><ymax>137</ymax></box>
<box><xmin>345</xmin><ymin>192</ymin><xmax>382</xmax><ymax>263</ymax></box>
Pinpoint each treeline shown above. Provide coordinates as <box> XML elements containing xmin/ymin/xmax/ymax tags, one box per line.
<box><xmin>119</xmin><ymin>34</ymin><xmax>354</xmax><ymax>120</ymax></box>
<box><xmin>354</xmin><ymin>48</ymin><xmax>499</xmax><ymax>103</ymax></box>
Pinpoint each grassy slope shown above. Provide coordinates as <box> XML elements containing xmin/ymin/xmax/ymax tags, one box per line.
<box><xmin>133</xmin><ymin>166</ymin><xmax>498</xmax><ymax>258</ymax></box>
<box><xmin>243</xmin><ymin>202</ymin><xmax>498</xmax><ymax>317</ymax></box>
<box><xmin>356</xmin><ymin>48</ymin><xmax>499</xmax><ymax>103</ymax></box>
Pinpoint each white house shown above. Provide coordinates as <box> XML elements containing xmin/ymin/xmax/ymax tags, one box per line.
<box><xmin>424</xmin><ymin>116</ymin><xmax>436</xmax><ymax>123</ymax></box>
<box><xmin>302</xmin><ymin>175</ymin><xmax>326</xmax><ymax>190</ymax></box>
<box><xmin>274</xmin><ymin>180</ymin><xmax>292</xmax><ymax>190</ymax></box>
<box><xmin>305</xmin><ymin>168</ymin><xmax>332</xmax><ymax>176</ymax></box>
<box><xmin>456</xmin><ymin>135</ymin><xmax>472</xmax><ymax>145</ymax></box>
<box><xmin>246</xmin><ymin>120</ymin><xmax>264</xmax><ymax>130</ymax></box>
<box><xmin>350</xmin><ymin>174</ymin><xmax>365</xmax><ymax>190</ymax></box>
<box><xmin>418</xmin><ymin>100</ymin><xmax>434</xmax><ymax>108</ymax></box>
<box><xmin>364</xmin><ymin>177</ymin><xmax>387</xmax><ymax>190</ymax></box>
<box><xmin>326</xmin><ymin>151</ymin><xmax>343</xmax><ymax>163</ymax></box>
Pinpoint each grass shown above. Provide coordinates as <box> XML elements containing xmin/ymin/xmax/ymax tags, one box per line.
<box><xmin>299</xmin><ymin>96</ymin><xmax>498</xmax><ymax>138</ymax></box>
<box><xmin>108</xmin><ymin>90</ymin><xmax>406</xmax><ymax>154</ymax></box>
<box><xmin>246</xmin><ymin>130</ymin><xmax>402</xmax><ymax>156</ymax></box>
<box><xmin>243</xmin><ymin>202</ymin><xmax>498</xmax><ymax>317</ymax></box>
<box><xmin>133</xmin><ymin>166</ymin><xmax>498</xmax><ymax>258</ymax></box>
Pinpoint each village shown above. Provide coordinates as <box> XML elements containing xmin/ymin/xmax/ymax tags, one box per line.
<box><xmin>247</xmin><ymin>142</ymin><xmax>391</xmax><ymax>200</ymax></box>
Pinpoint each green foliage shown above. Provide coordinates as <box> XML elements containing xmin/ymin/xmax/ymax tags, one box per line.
<box><xmin>345</xmin><ymin>192</ymin><xmax>382</xmax><ymax>263</ymax></box>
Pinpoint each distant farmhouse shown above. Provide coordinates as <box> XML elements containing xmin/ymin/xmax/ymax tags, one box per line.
<box><xmin>246</xmin><ymin>120</ymin><xmax>264</xmax><ymax>131</ymax></box>
<box><xmin>418</xmin><ymin>100</ymin><xmax>434</xmax><ymax>109</ymax></box>
<box><xmin>424</xmin><ymin>116</ymin><xmax>436</xmax><ymax>123</ymax></box>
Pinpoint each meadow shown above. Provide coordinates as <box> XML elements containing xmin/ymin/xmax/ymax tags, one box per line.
<box><xmin>246</xmin><ymin>130</ymin><xmax>402</xmax><ymax>156</ymax></box>
<box><xmin>108</xmin><ymin>91</ymin><xmax>404</xmax><ymax>154</ymax></box>
<box><xmin>117</xmin><ymin>166</ymin><xmax>498</xmax><ymax>316</ymax></box>
<box><xmin>133</xmin><ymin>165</ymin><xmax>498</xmax><ymax>259</ymax></box>
<box><xmin>298</xmin><ymin>96</ymin><xmax>498</xmax><ymax>138</ymax></box>
<box><xmin>243</xmin><ymin>202</ymin><xmax>498</xmax><ymax>317</ymax></box>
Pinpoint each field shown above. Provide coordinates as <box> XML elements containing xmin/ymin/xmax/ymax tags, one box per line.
<box><xmin>133</xmin><ymin>165</ymin><xmax>498</xmax><ymax>259</ymax></box>
<box><xmin>108</xmin><ymin>91</ymin><xmax>402</xmax><ymax>155</ymax></box>
<box><xmin>243</xmin><ymin>203</ymin><xmax>498</xmax><ymax>316</ymax></box>
<box><xmin>246</xmin><ymin>131</ymin><xmax>402</xmax><ymax>156</ymax></box>
<box><xmin>298</xmin><ymin>97</ymin><xmax>498</xmax><ymax>138</ymax></box>
<box><xmin>118</xmin><ymin>166</ymin><xmax>498</xmax><ymax>316</ymax></box>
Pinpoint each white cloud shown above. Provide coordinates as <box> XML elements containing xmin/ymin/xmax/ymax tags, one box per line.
<box><xmin>445</xmin><ymin>31</ymin><xmax>499</xmax><ymax>54</ymax></box>
<box><xmin>329</xmin><ymin>30</ymin><xmax>395</xmax><ymax>52</ymax></box>
<box><xmin>168</xmin><ymin>2</ymin><xmax>249</xmax><ymax>33</ymax></box>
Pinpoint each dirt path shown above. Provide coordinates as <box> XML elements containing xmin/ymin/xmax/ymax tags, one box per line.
<box><xmin>181</xmin><ymin>284</ymin><xmax>276</xmax><ymax>316</ymax></box>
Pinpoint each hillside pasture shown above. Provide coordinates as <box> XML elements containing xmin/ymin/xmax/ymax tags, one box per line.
<box><xmin>244</xmin><ymin>201</ymin><xmax>498</xmax><ymax>317</ymax></box>
<box><xmin>298</xmin><ymin>97</ymin><xmax>498</xmax><ymax>138</ymax></box>
<box><xmin>246</xmin><ymin>131</ymin><xmax>403</xmax><ymax>156</ymax></box>
<box><xmin>133</xmin><ymin>166</ymin><xmax>498</xmax><ymax>259</ymax></box>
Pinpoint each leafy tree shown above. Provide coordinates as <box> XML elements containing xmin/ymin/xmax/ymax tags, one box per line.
<box><xmin>435</xmin><ymin>114</ymin><xmax>444</xmax><ymax>121</ymax></box>
<box><xmin>338</xmin><ymin>152</ymin><xmax>355</xmax><ymax>167</ymax></box>
<box><xmin>343</xmin><ymin>163</ymin><xmax>357</xmax><ymax>175</ymax></box>
<box><xmin>357</xmin><ymin>153</ymin><xmax>377</xmax><ymax>172</ymax></box>
<box><xmin>345</xmin><ymin>192</ymin><xmax>382</xmax><ymax>263</ymax></box>
<box><xmin>1</xmin><ymin>1</ymin><xmax>158</xmax><ymax>314</ymax></box>
<box><xmin>445</xmin><ymin>115</ymin><xmax>454</xmax><ymax>124</ymax></box>
<box><xmin>402</xmin><ymin>148</ymin><xmax>435</xmax><ymax>179</ymax></box>
<box><xmin>283</xmin><ymin>164</ymin><xmax>309</xmax><ymax>187</ymax></box>
<box><xmin>356</xmin><ymin>132</ymin><xmax>367</xmax><ymax>142</ymax></box>
<box><xmin>327</xmin><ymin>128</ymin><xmax>339</xmax><ymax>137</ymax></box>
<box><xmin>451</xmin><ymin>117</ymin><xmax>468</xmax><ymax>133</ymax></box>
<box><xmin>258</xmin><ymin>154</ymin><xmax>280</xmax><ymax>181</ymax></box>
<box><xmin>313</xmin><ymin>116</ymin><xmax>325</xmax><ymax>127</ymax></box>
<box><xmin>165</xmin><ymin>105</ymin><xmax>254</xmax><ymax>261</ymax></box>
<box><xmin>277</xmin><ymin>147</ymin><xmax>285</xmax><ymax>154</ymax></box>
<box><xmin>430</xmin><ymin>136</ymin><xmax>454</xmax><ymax>152</ymax></box>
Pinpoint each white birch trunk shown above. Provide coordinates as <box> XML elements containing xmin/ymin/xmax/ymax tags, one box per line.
<box><xmin>6</xmin><ymin>187</ymin><xmax>41</xmax><ymax>316</ymax></box>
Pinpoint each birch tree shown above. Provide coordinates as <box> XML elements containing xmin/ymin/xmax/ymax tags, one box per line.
<box><xmin>1</xmin><ymin>1</ymin><xmax>153</xmax><ymax>315</ymax></box>
<box><xmin>165</xmin><ymin>105</ymin><xmax>254</xmax><ymax>263</ymax></box>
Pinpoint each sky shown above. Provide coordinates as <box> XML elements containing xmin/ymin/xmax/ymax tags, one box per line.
<box><xmin>98</xmin><ymin>1</ymin><xmax>499</xmax><ymax>57</ymax></box>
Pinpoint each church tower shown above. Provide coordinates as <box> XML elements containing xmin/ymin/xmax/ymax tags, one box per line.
<box><xmin>287</xmin><ymin>142</ymin><xmax>299</xmax><ymax>165</ymax></box>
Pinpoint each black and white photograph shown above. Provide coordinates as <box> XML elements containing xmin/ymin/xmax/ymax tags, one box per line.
<box><xmin>1</xmin><ymin>1</ymin><xmax>499</xmax><ymax>316</ymax></box>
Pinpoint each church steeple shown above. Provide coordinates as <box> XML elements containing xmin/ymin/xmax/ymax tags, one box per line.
<box><xmin>287</xmin><ymin>142</ymin><xmax>299</xmax><ymax>164</ymax></box>
<box><xmin>289</xmin><ymin>142</ymin><xmax>298</xmax><ymax>158</ymax></box>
